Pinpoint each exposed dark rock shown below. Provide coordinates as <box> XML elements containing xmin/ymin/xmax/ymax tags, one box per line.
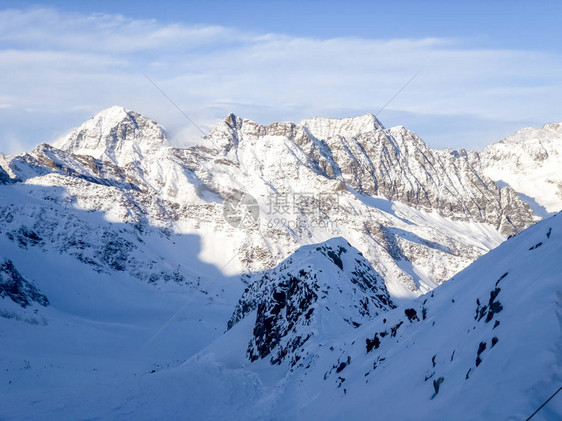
<box><xmin>7</xmin><ymin>226</ymin><xmax>43</xmax><ymax>249</ymax></box>
<box><xmin>476</xmin><ymin>287</ymin><xmax>503</xmax><ymax>323</ymax></box>
<box><xmin>0</xmin><ymin>166</ymin><xmax>13</xmax><ymax>184</ymax></box>
<box><xmin>476</xmin><ymin>341</ymin><xmax>487</xmax><ymax>367</ymax></box>
<box><xmin>433</xmin><ymin>377</ymin><xmax>444</xmax><ymax>396</ymax></box>
<box><xmin>336</xmin><ymin>362</ymin><xmax>347</xmax><ymax>373</ymax></box>
<box><xmin>405</xmin><ymin>308</ymin><xmax>419</xmax><ymax>322</ymax></box>
<box><xmin>228</xmin><ymin>239</ymin><xmax>394</xmax><ymax>366</ymax></box>
<box><xmin>0</xmin><ymin>259</ymin><xmax>48</xmax><ymax>308</ymax></box>
<box><xmin>495</xmin><ymin>272</ymin><xmax>508</xmax><ymax>286</ymax></box>
<box><xmin>485</xmin><ymin>288</ymin><xmax>503</xmax><ymax>323</ymax></box>
<box><xmin>390</xmin><ymin>321</ymin><xmax>404</xmax><ymax>337</ymax></box>
<box><xmin>366</xmin><ymin>333</ymin><xmax>381</xmax><ymax>353</ymax></box>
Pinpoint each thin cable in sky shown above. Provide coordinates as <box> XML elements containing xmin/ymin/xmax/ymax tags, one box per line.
<box><xmin>375</xmin><ymin>72</ymin><xmax>420</xmax><ymax>117</ymax></box>
<box><xmin>142</xmin><ymin>72</ymin><xmax>207</xmax><ymax>136</ymax></box>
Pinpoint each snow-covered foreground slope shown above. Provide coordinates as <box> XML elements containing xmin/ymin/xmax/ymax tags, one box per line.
<box><xmin>283</xmin><ymin>213</ymin><xmax>562</xmax><ymax>420</ymax></box>
<box><xmin>0</xmin><ymin>181</ymin><xmax>249</xmax><ymax>419</ymax></box>
<box><xmin>2</xmin><ymin>212</ymin><xmax>558</xmax><ymax>419</ymax></box>
<box><xmin>30</xmin><ymin>212</ymin><xmax>555</xmax><ymax>421</ymax></box>
<box><xmin>477</xmin><ymin>122</ymin><xmax>562</xmax><ymax>216</ymax></box>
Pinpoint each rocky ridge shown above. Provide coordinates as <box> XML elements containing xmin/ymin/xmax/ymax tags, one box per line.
<box><xmin>227</xmin><ymin>238</ymin><xmax>394</xmax><ymax>366</ymax></box>
<box><xmin>0</xmin><ymin>107</ymin><xmax>543</xmax><ymax>296</ymax></box>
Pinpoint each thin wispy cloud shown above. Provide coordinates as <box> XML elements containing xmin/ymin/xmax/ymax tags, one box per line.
<box><xmin>1</xmin><ymin>7</ymin><xmax>561</xmax><ymax>154</ymax></box>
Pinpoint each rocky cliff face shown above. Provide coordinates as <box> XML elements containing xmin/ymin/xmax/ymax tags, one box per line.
<box><xmin>227</xmin><ymin>238</ymin><xmax>394</xmax><ymax>366</ymax></box>
<box><xmin>0</xmin><ymin>259</ymin><xmax>48</xmax><ymax>308</ymax></box>
<box><xmin>0</xmin><ymin>108</ymin><xmax>542</xmax><ymax>296</ymax></box>
<box><xmin>0</xmin><ymin>165</ymin><xmax>11</xmax><ymax>184</ymax></box>
<box><xmin>201</xmin><ymin>113</ymin><xmax>537</xmax><ymax>235</ymax></box>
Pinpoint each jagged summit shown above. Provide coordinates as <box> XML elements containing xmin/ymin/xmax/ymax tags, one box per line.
<box><xmin>202</xmin><ymin>112</ymin><xmax>386</xmax><ymax>154</ymax></box>
<box><xmin>198</xmin><ymin>110</ymin><xmax>536</xmax><ymax>236</ymax></box>
<box><xmin>494</xmin><ymin>121</ymin><xmax>562</xmax><ymax>145</ymax></box>
<box><xmin>301</xmin><ymin>113</ymin><xmax>385</xmax><ymax>139</ymax></box>
<box><xmin>53</xmin><ymin>106</ymin><xmax>168</xmax><ymax>165</ymax></box>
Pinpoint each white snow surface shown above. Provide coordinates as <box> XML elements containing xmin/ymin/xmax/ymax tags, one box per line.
<box><xmin>1</xmin><ymin>208</ymin><xmax>559</xmax><ymax>420</ymax></box>
<box><xmin>478</xmin><ymin>122</ymin><xmax>562</xmax><ymax>215</ymax></box>
<box><xmin>0</xmin><ymin>108</ymin><xmax>560</xmax><ymax>419</ymax></box>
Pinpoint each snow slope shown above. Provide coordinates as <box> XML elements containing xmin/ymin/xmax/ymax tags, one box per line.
<box><xmin>0</xmin><ymin>184</ymin><xmax>248</xmax><ymax>420</ymax></box>
<box><xmin>73</xmin><ymin>212</ymin><xmax>559</xmax><ymax>420</ymax></box>
<box><xmin>3</xmin><ymin>212</ymin><xmax>557</xmax><ymax>419</ymax></box>
<box><xmin>285</xmin><ymin>213</ymin><xmax>562</xmax><ymax>419</ymax></box>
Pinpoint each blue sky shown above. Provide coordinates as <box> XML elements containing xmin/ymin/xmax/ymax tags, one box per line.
<box><xmin>1</xmin><ymin>0</ymin><xmax>562</xmax><ymax>153</ymax></box>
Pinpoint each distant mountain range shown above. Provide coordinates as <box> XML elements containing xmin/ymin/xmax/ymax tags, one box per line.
<box><xmin>1</xmin><ymin>107</ymin><xmax>555</xmax><ymax>296</ymax></box>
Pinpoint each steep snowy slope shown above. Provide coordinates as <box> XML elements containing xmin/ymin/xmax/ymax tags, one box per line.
<box><xmin>99</xmin><ymin>213</ymin><xmax>559</xmax><ymax>420</ymax></box>
<box><xmin>10</xmin><ymin>212</ymin><xmax>557</xmax><ymax>420</ymax></box>
<box><xmin>282</xmin><ymin>213</ymin><xmax>562</xmax><ymax>419</ymax></box>
<box><xmin>477</xmin><ymin>122</ymin><xmax>562</xmax><ymax>215</ymax></box>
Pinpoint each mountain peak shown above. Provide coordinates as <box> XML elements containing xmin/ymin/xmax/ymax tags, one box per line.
<box><xmin>53</xmin><ymin>106</ymin><xmax>168</xmax><ymax>165</ymax></box>
<box><xmin>496</xmin><ymin>121</ymin><xmax>562</xmax><ymax>145</ymax></box>
<box><xmin>201</xmin><ymin>112</ymin><xmax>387</xmax><ymax>155</ymax></box>
<box><xmin>228</xmin><ymin>237</ymin><xmax>394</xmax><ymax>365</ymax></box>
<box><xmin>301</xmin><ymin>113</ymin><xmax>385</xmax><ymax>139</ymax></box>
<box><xmin>479</xmin><ymin>120</ymin><xmax>562</xmax><ymax>214</ymax></box>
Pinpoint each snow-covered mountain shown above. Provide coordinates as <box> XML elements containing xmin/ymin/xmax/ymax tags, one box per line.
<box><xmin>227</xmin><ymin>238</ymin><xmax>394</xmax><ymax>366</ymax></box>
<box><xmin>0</xmin><ymin>107</ymin><xmax>540</xmax><ymax>297</ymax></box>
<box><xmin>53</xmin><ymin>105</ymin><xmax>168</xmax><ymax>166</ymax></box>
<box><xmin>1</xmin><ymin>107</ymin><xmax>561</xmax><ymax>419</ymax></box>
<box><xmin>476</xmin><ymin>122</ymin><xmax>562</xmax><ymax>216</ymax></box>
<box><xmin>194</xmin><ymin>208</ymin><xmax>562</xmax><ymax>420</ymax></box>
<box><xmin>3</xmin><ymin>205</ymin><xmax>558</xmax><ymax>419</ymax></box>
